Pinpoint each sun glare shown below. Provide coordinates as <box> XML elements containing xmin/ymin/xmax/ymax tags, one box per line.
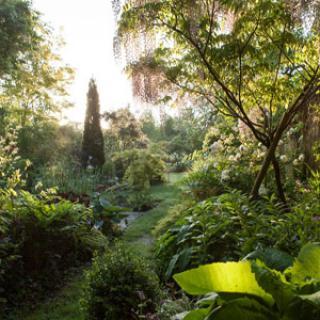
<box><xmin>32</xmin><ymin>0</ymin><xmax>133</xmax><ymax>124</ymax></box>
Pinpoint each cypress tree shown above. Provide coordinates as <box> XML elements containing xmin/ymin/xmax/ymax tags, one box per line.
<box><xmin>81</xmin><ymin>78</ymin><xmax>105</xmax><ymax>168</ymax></box>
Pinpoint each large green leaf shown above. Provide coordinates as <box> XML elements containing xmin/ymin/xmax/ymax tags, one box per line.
<box><xmin>244</xmin><ymin>247</ymin><xmax>294</xmax><ymax>271</ymax></box>
<box><xmin>285</xmin><ymin>293</ymin><xmax>320</xmax><ymax>320</ymax></box>
<box><xmin>207</xmin><ymin>297</ymin><xmax>277</xmax><ymax>320</ymax></box>
<box><xmin>178</xmin><ymin>309</ymin><xmax>209</xmax><ymax>320</ymax></box>
<box><xmin>173</xmin><ymin>261</ymin><xmax>273</xmax><ymax>305</ymax></box>
<box><xmin>286</xmin><ymin>243</ymin><xmax>320</xmax><ymax>284</ymax></box>
<box><xmin>252</xmin><ymin>261</ymin><xmax>295</xmax><ymax>311</ymax></box>
<box><xmin>298</xmin><ymin>291</ymin><xmax>320</xmax><ymax>306</ymax></box>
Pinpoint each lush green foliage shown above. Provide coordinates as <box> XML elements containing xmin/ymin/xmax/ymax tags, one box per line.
<box><xmin>81</xmin><ymin>243</ymin><xmax>160</xmax><ymax>320</ymax></box>
<box><xmin>174</xmin><ymin>243</ymin><xmax>320</xmax><ymax>320</ymax></box>
<box><xmin>35</xmin><ymin>161</ymin><xmax>105</xmax><ymax>194</ymax></box>
<box><xmin>0</xmin><ymin>128</ymin><xmax>31</xmax><ymax>190</ymax></box>
<box><xmin>0</xmin><ymin>188</ymin><xmax>107</xmax><ymax>313</ymax></box>
<box><xmin>0</xmin><ymin>0</ymin><xmax>39</xmax><ymax>78</ymax></box>
<box><xmin>104</xmin><ymin>107</ymin><xmax>148</xmax><ymax>151</ymax></box>
<box><xmin>1</xmin><ymin>0</ymin><xmax>320</xmax><ymax>318</ymax></box>
<box><xmin>113</xmin><ymin>148</ymin><xmax>166</xmax><ymax>190</ymax></box>
<box><xmin>119</xmin><ymin>0</ymin><xmax>320</xmax><ymax>202</ymax></box>
<box><xmin>156</xmin><ymin>184</ymin><xmax>320</xmax><ymax>280</ymax></box>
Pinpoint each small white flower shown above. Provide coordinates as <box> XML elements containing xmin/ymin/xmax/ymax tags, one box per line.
<box><xmin>280</xmin><ymin>155</ymin><xmax>288</xmax><ymax>163</ymax></box>
<box><xmin>298</xmin><ymin>154</ymin><xmax>305</xmax><ymax>162</ymax></box>
<box><xmin>239</xmin><ymin>145</ymin><xmax>247</xmax><ymax>153</ymax></box>
<box><xmin>293</xmin><ymin>159</ymin><xmax>300</xmax><ymax>166</ymax></box>
<box><xmin>256</xmin><ymin>151</ymin><xmax>265</xmax><ymax>160</ymax></box>
<box><xmin>259</xmin><ymin>184</ymin><xmax>268</xmax><ymax>195</ymax></box>
<box><xmin>235</xmin><ymin>152</ymin><xmax>242</xmax><ymax>160</ymax></box>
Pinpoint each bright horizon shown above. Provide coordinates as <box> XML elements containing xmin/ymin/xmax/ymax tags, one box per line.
<box><xmin>32</xmin><ymin>0</ymin><xmax>133</xmax><ymax>124</ymax></box>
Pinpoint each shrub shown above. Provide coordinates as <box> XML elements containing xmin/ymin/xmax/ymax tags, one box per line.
<box><xmin>173</xmin><ymin>243</ymin><xmax>320</xmax><ymax>320</ymax></box>
<box><xmin>81</xmin><ymin>243</ymin><xmax>160</xmax><ymax>320</ymax></box>
<box><xmin>156</xmin><ymin>190</ymin><xmax>320</xmax><ymax>280</ymax></box>
<box><xmin>112</xmin><ymin>149</ymin><xmax>166</xmax><ymax>190</ymax></box>
<box><xmin>0</xmin><ymin>188</ymin><xmax>107</xmax><ymax>311</ymax></box>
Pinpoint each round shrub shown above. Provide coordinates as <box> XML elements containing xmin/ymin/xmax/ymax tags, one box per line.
<box><xmin>81</xmin><ymin>244</ymin><xmax>160</xmax><ymax>320</ymax></box>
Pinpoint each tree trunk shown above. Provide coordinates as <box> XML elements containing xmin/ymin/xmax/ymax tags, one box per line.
<box><xmin>250</xmin><ymin>115</ymin><xmax>290</xmax><ymax>199</ymax></box>
<box><xmin>271</xmin><ymin>156</ymin><xmax>288</xmax><ymax>208</ymax></box>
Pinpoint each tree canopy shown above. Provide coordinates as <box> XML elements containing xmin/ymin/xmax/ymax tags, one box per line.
<box><xmin>119</xmin><ymin>0</ymin><xmax>320</xmax><ymax>204</ymax></box>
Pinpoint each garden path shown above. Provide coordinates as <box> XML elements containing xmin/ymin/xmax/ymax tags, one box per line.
<box><xmin>22</xmin><ymin>173</ymin><xmax>184</xmax><ymax>320</ymax></box>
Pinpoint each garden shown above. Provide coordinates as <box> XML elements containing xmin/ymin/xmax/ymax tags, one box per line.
<box><xmin>0</xmin><ymin>0</ymin><xmax>320</xmax><ymax>319</ymax></box>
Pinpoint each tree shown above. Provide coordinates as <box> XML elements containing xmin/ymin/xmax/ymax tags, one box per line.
<box><xmin>104</xmin><ymin>107</ymin><xmax>148</xmax><ymax>151</ymax></box>
<box><xmin>0</xmin><ymin>0</ymin><xmax>38</xmax><ymax>79</ymax></box>
<box><xmin>0</xmin><ymin>0</ymin><xmax>74</xmax><ymax>168</ymax></box>
<box><xmin>119</xmin><ymin>0</ymin><xmax>320</xmax><ymax>206</ymax></box>
<box><xmin>81</xmin><ymin>79</ymin><xmax>105</xmax><ymax>168</ymax></box>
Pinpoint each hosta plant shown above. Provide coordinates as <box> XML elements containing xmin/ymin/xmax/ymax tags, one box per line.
<box><xmin>173</xmin><ymin>243</ymin><xmax>320</xmax><ymax>320</ymax></box>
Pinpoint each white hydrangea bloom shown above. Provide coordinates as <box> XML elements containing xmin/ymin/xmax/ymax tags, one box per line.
<box><xmin>221</xmin><ymin>170</ymin><xmax>230</xmax><ymax>181</ymax></box>
<box><xmin>209</xmin><ymin>141</ymin><xmax>223</xmax><ymax>154</ymax></box>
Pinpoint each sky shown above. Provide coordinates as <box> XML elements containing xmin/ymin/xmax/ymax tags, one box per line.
<box><xmin>32</xmin><ymin>0</ymin><xmax>133</xmax><ymax>123</ymax></box>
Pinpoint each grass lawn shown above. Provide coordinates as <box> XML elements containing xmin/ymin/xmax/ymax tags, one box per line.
<box><xmin>19</xmin><ymin>172</ymin><xmax>184</xmax><ymax>320</ymax></box>
<box><xmin>12</xmin><ymin>272</ymin><xmax>85</xmax><ymax>320</ymax></box>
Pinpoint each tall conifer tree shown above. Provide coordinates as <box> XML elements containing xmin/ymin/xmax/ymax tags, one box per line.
<box><xmin>81</xmin><ymin>79</ymin><xmax>105</xmax><ymax>168</ymax></box>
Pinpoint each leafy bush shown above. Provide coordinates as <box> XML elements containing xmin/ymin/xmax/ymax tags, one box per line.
<box><xmin>101</xmin><ymin>183</ymin><xmax>158</xmax><ymax>212</ymax></box>
<box><xmin>81</xmin><ymin>243</ymin><xmax>160</xmax><ymax>320</ymax></box>
<box><xmin>156</xmin><ymin>191</ymin><xmax>320</xmax><ymax>280</ymax></box>
<box><xmin>0</xmin><ymin>128</ymin><xmax>31</xmax><ymax>189</ymax></box>
<box><xmin>127</xmin><ymin>191</ymin><xmax>159</xmax><ymax>212</ymax></box>
<box><xmin>0</xmin><ymin>188</ymin><xmax>107</xmax><ymax>311</ymax></box>
<box><xmin>173</xmin><ymin>243</ymin><xmax>320</xmax><ymax>320</ymax></box>
<box><xmin>112</xmin><ymin>148</ymin><xmax>165</xmax><ymax>190</ymax></box>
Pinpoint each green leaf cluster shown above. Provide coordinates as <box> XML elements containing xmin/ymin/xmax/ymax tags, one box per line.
<box><xmin>174</xmin><ymin>243</ymin><xmax>320</xmax><ymax>319</ymax></box>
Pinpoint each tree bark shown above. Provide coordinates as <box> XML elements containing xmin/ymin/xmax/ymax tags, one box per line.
<box><xmin>272</xmin><ymin>156</ymin><xmax>288</xmax><ymax>208</ymax></box>
<box><xmin>251</xmin><ymin>141</ymin><xmax>280</xmax><ymax>200</ymax></box>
